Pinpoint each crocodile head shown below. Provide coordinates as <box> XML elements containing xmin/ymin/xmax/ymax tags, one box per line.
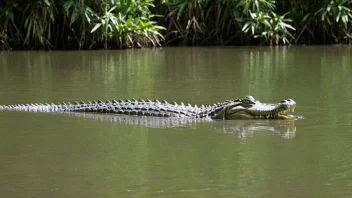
<box><xmin>213</xmin><ymin>96</ymin><xmax>296</xmax><ymax>119</ymax></box>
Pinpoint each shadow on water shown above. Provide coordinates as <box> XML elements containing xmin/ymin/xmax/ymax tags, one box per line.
<box><xmin>67</xmin><ymin>112</ymin><xmax>297</xmax><ymax>139</ymax></box>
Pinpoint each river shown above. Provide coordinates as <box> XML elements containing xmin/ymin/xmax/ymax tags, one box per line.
<box><xmin>0</xmin><ymin>46</ymin><xmax>352</xmax><ymax>197</ymax></box>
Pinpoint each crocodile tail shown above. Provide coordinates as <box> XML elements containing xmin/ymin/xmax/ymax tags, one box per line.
<box><xmin>0</xmin><ymin>103</ymin><xmax>72</xmax><ymax>112</ymax></box>
<box><xmin>0</xmin><ymin>102</ymin><xmax>113</xmax><ymax>113</ymax></box>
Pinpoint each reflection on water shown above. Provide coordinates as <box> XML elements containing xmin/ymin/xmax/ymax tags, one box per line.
<box><xmin>69</xmin><ymin>112</ymin><xmax>209</xmax><ymax>127</ymax></box>
<box><xmin>68</xmin><ymin>112</ymin><xmax>296</xmax><ymax>139</ymax></box>
<box><xmin>220</xmin><ymin>119</ymin><xmax>296</xmax><ymax>139</ymax></box>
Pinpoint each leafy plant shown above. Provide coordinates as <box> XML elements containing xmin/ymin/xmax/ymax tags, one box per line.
<box><xmin>164</xmin><ymin>0</ymin><xmax>241</xmax><ymax>45</ymax></box>
<box><xmin>91</xmin><ymin>4</ymin><xmax>118</xmax><ymax>49</ymax></box>
<box><xmin>241</xmin><ymin>11</ymin><xmax>295</xmax><ymax>44</ymax></box>
<box><xmin>62</xmin><ymin>0</ymin><xmax>93</xmax><ymax>49</ymax></box>
<box><xmin>0</xmin><ymin>0</ymin><xmax>20</xmax><ymax>50</ymax></box>
<box><xmin>162</xmin><ymin>0</ymin><xmax>207</xmax><ymax>44</ymax></box>
<box><xmin>237</xmin><ymin>0</ymin><xmax>296</xmax><ymax>44</ymax></box>
<box><xmin>316</xmin><ymin>0</ymin><xmax>352</xmax><ymax>28</ymax></box>
<box><xmin>1</xmin><ymin>0</ymin><xmax>352</xmax><ymax>50</ymax></box>
<box><xmin>90</xmin><ymin>0</ymin><xmax>165</xmax><ymax>49</ymax></box>
<box><xmin>23</xmin><ymin>0</ymin><xmax>57</xmax><ymax>48</ymax></box>
<box><xmin>236</xmin><ymin>0</ymin><xmax>276</xmax><ymax>14</ymax></box>
<box><xmin>315</xmin><ymin>0</ymin><xmax>352</xmax><ymax>42</ymax></box>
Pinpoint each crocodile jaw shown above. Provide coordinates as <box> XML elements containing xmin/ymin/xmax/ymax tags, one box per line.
<box><xmin>226</xmin><ymin>100</ymin><xmax>296</xmax><ymax>120</ymax></box>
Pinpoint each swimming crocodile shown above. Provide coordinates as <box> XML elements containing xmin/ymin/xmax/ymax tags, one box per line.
<box><xmin>0</xmin><ymin>96</ymin><xmax>296</xmax><ymax>119</ymax></box>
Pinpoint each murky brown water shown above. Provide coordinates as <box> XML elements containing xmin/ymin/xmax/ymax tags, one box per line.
<box><xmin>1</xmin><ymin>46</ymin><xmax>352</xmax><ymax>197</ymax></box>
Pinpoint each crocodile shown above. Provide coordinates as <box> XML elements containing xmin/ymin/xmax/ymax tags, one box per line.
<box><xmin>0</xmin><ymin>96</ymin><xmax>296</xmax><ymax>119</ymax></box>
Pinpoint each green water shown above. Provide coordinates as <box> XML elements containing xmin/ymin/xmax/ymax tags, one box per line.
<box><xmin>0</xmin><ymin>46</ymin><xmax>352</xmax><ymax>198</ymax></box>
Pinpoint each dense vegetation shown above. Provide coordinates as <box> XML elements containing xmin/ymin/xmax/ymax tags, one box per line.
<box><xmin>0</xmin><ymin>0</ymin><xmax>351</xmax><ymax>50</ymax></box>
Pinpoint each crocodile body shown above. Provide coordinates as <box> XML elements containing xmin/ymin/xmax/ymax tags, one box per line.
<box><xmin>0</xmin><ymin>96</ymin><xmax>296</xmax><ymax>119</ymax></box>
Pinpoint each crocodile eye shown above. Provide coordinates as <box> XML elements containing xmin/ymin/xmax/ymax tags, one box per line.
<box><xmin>242</xmin><ymin>98</ymin><xmax>254</xmax><ymax>105</ymax></box>
<box><xmin>281</xmin><ymin>100</ymin><xmax>287</xmax><ymax>103</ymax></box>
<box><xmin>242</xmin><ymin>98</ymin><xmax>250</xmax><ymax>104</ymax></box>
<box><xmin>245</xmin><ymin>95</ymin><xmax>255</xmax><ymax>102</ymax></box>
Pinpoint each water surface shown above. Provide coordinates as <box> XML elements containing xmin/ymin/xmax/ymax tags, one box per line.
<box><xmin>0</xmin><ymin>46</ymin><xmax>352</xmax><ymax>197</ymax></box>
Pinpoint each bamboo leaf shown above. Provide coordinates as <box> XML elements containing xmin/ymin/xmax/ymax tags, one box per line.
<box><xmin>91</xmin><ymin>23</ymin><xmax>102</xmax><ymax>33</ymax></box>
<box><xmin>336</xmin><ymin>12</ymin><xmax>341</xmax><ymax>22</ymax></box>
<box><xmin>279</xmin><ymin>22</ymin><xmax>296</xmax><ymax>30</ymax></box>
<box><xmin>242</xmin><ymin>22</ymin><xmax>251</xmax><ymax>31</ymax></box>
<box><xmin>108</xmin><ymin>6</ymin><xmax>117</xmax><ymax>13</ymax></box>
<box><xmin>302</xmin><ymin>13</ymin><xmax>311</xmax><ymax>22</ymax></box>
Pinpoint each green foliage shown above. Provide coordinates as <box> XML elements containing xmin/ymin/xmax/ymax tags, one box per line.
<box><xmin>241</xmin><ymin>11</ymin><xmax>295</xmax><ymax>44</ymax></box>
<box><xmin>0</xmin><ymin>0</ymin><xmax>18</xmax><ymax>49</ymax></box>
<box><xmin>314</xmin><ymin>0</ymin><xmax>352</xmax><ymax>42</ymax></box>
<box><xmin>236</xmin><ymin>0</ymin><xmax>295</xmax><ymax>45</ymax></box>
<box><xmin>23</xmin><ymin>0</ymin><xmax>57</xmax><ymax>48</ymax></box>
<box><xmin>163</xmin><ymin>0</ymin><xmax>240</xmax><ymax>45</ymax></box>
<box><xmin>0</xmin><ymin>0</ymin><xmax>165</xmax><ymax>50</ymax></box>
<box><xmin>316</xmin><ymin>0</ymin><xmax>352</xmax><ymax>28</ymax></box>
<box><xmin>62</xmin><ymin>0</ymin><xmax>93</xmax><ymax>48</ymax></box>
<box><xmin>0</xmin><ymin>0</ymin><xmax>352</xmax><ymax>49</ymax></box>
<box><xmin>236</xmin><ymin>0</ymin><xmax>276</xmax><ymax>14</ymax></box>
<box><xmin>162</xmin><ymin>0</ymin><xmax>296</xmax><ymax>45</ymax></box>
<box><xmin>277</xmin><ymin>0</ymin><xmax>352</xmax><ymax>44</ymax></box>
<box><xmin>90</xmin><ymin>0</ymin><xmax>165</xmax><ymax>49</ymax></box>
<box><xmin>162</xmin><ymin>0</ymin><xmax>351</xmax><ymax>45</ymax></box>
